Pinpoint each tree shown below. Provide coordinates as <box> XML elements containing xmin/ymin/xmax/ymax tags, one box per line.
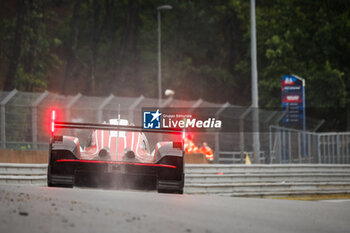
<box><xmin>4</xmin><ymin>0</ymin><xmax>25</xmax><ymax>91</ymax></box>
<box><xmin>255</xmin><ymin>0</ymin><xmax>349</xmax><ymax>129</ymax></box>
<box><xmin>1</xmin><ymin>0</ymin><xmax>350</xmax><ymax>130</ymax></box>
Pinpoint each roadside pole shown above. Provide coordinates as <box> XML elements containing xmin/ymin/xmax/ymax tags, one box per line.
<box><xmin>250</xmin><ymin>0</ymin><xmax>260</xmax><ymax>163</ymax></box>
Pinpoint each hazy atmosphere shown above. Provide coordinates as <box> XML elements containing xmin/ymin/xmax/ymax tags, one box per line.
<box><xmin>1</xmin><ymin>2</ymin><xmax>350</xmax><ymax>233</ymax></box>
<box><xmin>1</xmin><ymin>1</ymin><xmax>349</xmax><ymax>110</ymax></box>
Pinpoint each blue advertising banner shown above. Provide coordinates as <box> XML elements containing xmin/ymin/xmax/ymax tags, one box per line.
<box><xmin>281</xmin><ymin>74</ymin><xmax>305</xmax><ymax>129</ymax></box>
<box><xmin>281</xmin><ymin>74</ymin><xmax>306</xmax><ymax>159</ymax></box>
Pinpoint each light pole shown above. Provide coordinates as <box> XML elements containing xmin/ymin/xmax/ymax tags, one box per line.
<box><xmin>157</xmin><ymin>5</ymin><xmax>173</xmax><ymax>107</ymax></box>
<box><xmin>250</xmin><ymin>0</ymin><xmax>260</xmax><ymax>163</ymax></box>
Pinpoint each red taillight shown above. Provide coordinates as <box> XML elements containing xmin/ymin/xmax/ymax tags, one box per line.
<box><xmin>52</xmin><ymin>110</ymin><xmax>56</xmax><ymax>121</ymax></box>
<box><xmin>51</xmin><ymin>110</ymin><xmax>56</xmax><ymax>133</ymax></box>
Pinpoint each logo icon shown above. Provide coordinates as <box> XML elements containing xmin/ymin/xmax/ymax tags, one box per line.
<box><xmin>143</xmin><ymin>109</ymin><xmax>162</xmax><ymax>129</ymax></box>
<box><xmin>283</xmin><ymin>77</ymin><xmax>295</xmax><ymax>85</ymax></box>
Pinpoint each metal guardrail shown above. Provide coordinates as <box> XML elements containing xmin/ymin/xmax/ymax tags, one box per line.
<box><xmin>1</xmin><ymin>163</ymin><xmax>350</xmax><ymax>197</ymax></box>
<box><xmin>184</xmin><ymin>164</ymin><xmax>350</xmax><ymax>197</ymax></box>
<box><xmin>0</xmin><ymin>163</ymin><xmax>47</xmax><ymax>185</ymax></box>
<box><xmin>217</xmin><ymin>151</ymin><xmax>265</xmax><ymax>163</ymax></box>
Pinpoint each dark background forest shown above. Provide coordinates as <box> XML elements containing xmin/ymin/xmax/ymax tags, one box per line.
<box><xmin>0</xmin><ymin>0</ymin><xmax>349</xmax><ymax>130</ymax></box>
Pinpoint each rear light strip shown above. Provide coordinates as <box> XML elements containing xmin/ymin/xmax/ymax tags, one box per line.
<box><xmin>56</xmin><ymin>159</ymin><xmax>176</xmax><ymax>169</ymax></box>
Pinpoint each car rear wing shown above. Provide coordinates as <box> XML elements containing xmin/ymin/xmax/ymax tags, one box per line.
<box><xmin>50</xmin><ymin>110</ymin><xmax>184</xmax><ymax>136</ymax></box>
<box><xmin>54</xmin><ymin>121</ymin><xmax>184</xmax><ymax>134</ymax></box>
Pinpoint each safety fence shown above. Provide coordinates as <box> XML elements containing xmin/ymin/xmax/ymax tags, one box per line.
<box><xmin>269</xmin><ymin>126</ymin><xmax>350</xmax><ymax>164</ymax></box>
<box><xmin>1</xmin><ymin>163</ymin><xmax>350</xmax><ymax>197</ymax></box>
<box><xmin>0</xmin><ymin>90</ymin><xmax>284</xmax><ymax>158</ymax></box>
<box><xmin>0</xmin><ymin>89</ymin><xmax>230</xmax><ymax>150</ymax></box>
<box><xmin>1</xmin><ymin>90</ymin><xmax>349</xmax><ymax>164</ymax></box>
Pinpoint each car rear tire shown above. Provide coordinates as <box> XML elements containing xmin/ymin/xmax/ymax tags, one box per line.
<box><xmin>157</xmin><ymin>179</ymin><xmax>184</xmax><ymax>194</ymax></box>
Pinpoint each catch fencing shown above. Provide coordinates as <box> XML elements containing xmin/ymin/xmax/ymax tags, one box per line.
<box><xmin>0</xmin><ymin>90</ymin><xmax>349</xmax><ymax>164</ymax></box>
<box><xmin>269</xmin><ymin>126</ymin><xmax>350</xmax><ymax>164</ymax></box>
<box><xmin>0</xmin><ymin>90</ymin><xmax>281</xmax><ymax>156</ymax></box>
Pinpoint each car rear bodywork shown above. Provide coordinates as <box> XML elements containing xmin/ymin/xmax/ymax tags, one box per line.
<box><xmin>47</xmin><ymin>119</ymin><xmax>184</xmax><ymax>194</ymax></box>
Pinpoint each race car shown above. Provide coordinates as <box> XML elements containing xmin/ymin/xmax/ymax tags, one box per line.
<box><xmin>47</xmin><ymin>111</ymin><xmax>184</xmax><ymax>194</ymax></box>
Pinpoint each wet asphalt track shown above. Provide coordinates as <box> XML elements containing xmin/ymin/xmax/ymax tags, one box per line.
<box><xmin>0</xmin><ymin>184</ymin><xmax>349</xmax><ymax>233</ymax></box>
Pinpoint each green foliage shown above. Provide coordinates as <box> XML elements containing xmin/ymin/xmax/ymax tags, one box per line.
<box><xmin>251</xmin><ymin>0</ymin><xmax>350</xmax><ymax>129</ymax></box>
<box><xmin>257</xmin><ymin>0</ymin><xmax>350</xmax><ymax>111</ymax></box>
<box><xmin>14</xmin><ymin>65</ymin><xmax>47</xmax><ymax>91</ymax></box>
<box><xmin>1</xmin><ymin>0</ymin><xmax>350</xmax><ymax>129</ymax></box>
<box><xmin>0</xmin><ymin>0</ymin><xmax>61</xmax><ymax>91</ymax></box>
